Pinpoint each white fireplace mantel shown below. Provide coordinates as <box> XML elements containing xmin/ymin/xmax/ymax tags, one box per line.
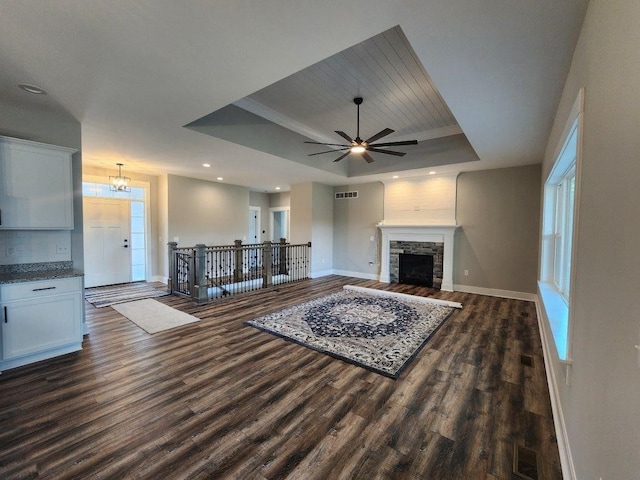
<box><xmin>377</xmin><ymin>223</ymin><xmax>460</xmax><ymax>291</ymax></box>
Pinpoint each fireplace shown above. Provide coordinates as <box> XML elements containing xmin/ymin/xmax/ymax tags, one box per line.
<box><xmin>377</xmin><ymin>224</ymin><xmax>459</xmax><ymax>291</ymax></box>
<box><xmin>399</xmin><ymin>253</ymin><xmax>434</xmax><ymax>287</ymax></box>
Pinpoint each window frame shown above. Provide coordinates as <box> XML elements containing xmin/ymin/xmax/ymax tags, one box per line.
<box><xmin>539</xmin><ymin>88</ymin><xmax>583</xmax><ymax>363</ymax></box>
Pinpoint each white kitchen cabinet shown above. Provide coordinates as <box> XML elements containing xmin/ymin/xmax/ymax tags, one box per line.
<box><xmin>0</xmin><ymin>276</ymin><xmax>83</xmax><ymax>372</ymax></box>
<box><xmin>0</xmin><ymin>136</ymin><xmax>76</xmax><ymax>230</ymax></box>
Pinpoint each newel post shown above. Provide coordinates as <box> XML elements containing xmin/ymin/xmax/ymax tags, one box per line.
<box><xmin>191</xmin><ymin>244</ymin><xmax>209</xmax><ymax>304</ymax></box>
<box><xmin>167</xmin><ymin>241</ymin><xmax>178</xmax><ymax>293</ymax></box>
<box><xmin>278</xmin><ymin>237</ymin><xmax>288</xmax><ymax>275</ymax></box>
<box><xmin>262</xmin><ymin>241</ymin><xmax>273</xmax><ymax>287</ymax></box>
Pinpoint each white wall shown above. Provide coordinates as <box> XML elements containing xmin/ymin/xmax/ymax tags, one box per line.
<box><xmin>541</xmin><ymin>1</ymin><xmax>640</xmax><ymax>477</ymax></box>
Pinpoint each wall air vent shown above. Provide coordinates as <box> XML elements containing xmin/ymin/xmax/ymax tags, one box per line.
<box><xmin>335</xmin><ymin>191</ymin><xmax>358</xmax><ymax>200</ymax></box>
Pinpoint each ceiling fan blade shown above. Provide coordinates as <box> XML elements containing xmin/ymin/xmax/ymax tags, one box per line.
<box><xmin>362</xmin><ymin>151</ymin><xmax>375</xmax><ymax>163</ymax></box>
<box><xmin>370</xmin><ymin>139</ymin><xmax>418</xmax><ymax>147</ymax></box>
<box><xmin>367</xmin><ymin>147</ymin><xmax>407</xmax><ymax>157</ymax></box>
<box><xmin>333</xmin><ymin>151</ymin><xmax>351</xmax><ymax>162</ymax></box>
<box><xmin>304</xmin><ymin>141</ymin><xmax>350</xmax><ymax>147</ymax></box>
<box><xmin>335</xmin><ymin>131</ymin><xmax>353</xmax><ymax>143</ymax></box>
<box><xmin>309</xmin><ymin>148</ymin><xmax>350</xmax><ymax>156</ymax></box>
<box><xmin>364</xmin><ymin>128</ymin><xmax>394</xmax><ymax>144</ymax></box>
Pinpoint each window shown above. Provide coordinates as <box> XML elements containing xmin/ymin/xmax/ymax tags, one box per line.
<box><xmin>130</xmin><ymin>200</ymin><xmax>146</xmax><ymax>281</ymax></box>
<box><xmin>539</xmin><ymin>89</ymin><xmax>583</xmax><ymax>362</ymax></box>
<box><xmin>552</xmin><ymin>132</ymin><xmax>577</xmax><ymax>301</ymax></box>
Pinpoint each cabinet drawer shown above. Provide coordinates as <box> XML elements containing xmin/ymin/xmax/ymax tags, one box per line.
<box><xmin>0</xmin><ymin>277</ymin><xmax>81</xmax><ymax>301</ymax></box>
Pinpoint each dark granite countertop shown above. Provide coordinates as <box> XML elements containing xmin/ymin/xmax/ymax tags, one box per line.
<box><xmin>0</xmin><ymin>261</ymin><xmax>84</xmax><ymax>285</ymax></box>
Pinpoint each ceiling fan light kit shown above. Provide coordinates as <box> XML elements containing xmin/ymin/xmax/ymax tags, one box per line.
<box><xmin>305</xmin><ymin>97</ymin><xmax>417</xmax><ymax>163</ymax></box>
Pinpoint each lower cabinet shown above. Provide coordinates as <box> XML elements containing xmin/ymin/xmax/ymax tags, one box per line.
<box><xmin>0</xmin><ymin>277</ymin><xmax>83</xmax><ymax>372</ymax></box>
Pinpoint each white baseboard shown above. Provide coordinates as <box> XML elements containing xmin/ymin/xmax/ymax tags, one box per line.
<box><xmin>453</xmin><ymin>284</ymin><xmax>537</xmax><ymax>301</ymax></box>
<box><xmin>534</xmin><ymin>296</ymin><xmax>576</xmax><ymax>480</ymax></box>
<box><xmin>332</xmin><ymin>269</ymin><xmax>379</xmax><ymax>281</ymax></box>
<box><xmin>309</xmin><ymin>269</ymin><xmax>334</xmax><ymax>279</ymax></box>
<box><xmin>149</xmin><ymin>275</ymin><xmax>167</xmax><ymax>284</ymax></box>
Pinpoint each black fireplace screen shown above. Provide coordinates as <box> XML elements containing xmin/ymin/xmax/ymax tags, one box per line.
<box><xmin>399</xmin><ymin>253</ymin><xmax>434</xmax><ymax>287</ymax></box>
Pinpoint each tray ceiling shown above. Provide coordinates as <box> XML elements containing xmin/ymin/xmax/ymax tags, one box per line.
<box><xmin>186</xmin><ymin>26</ymin><xmax>476</xmax><ymax>177</ymax></box>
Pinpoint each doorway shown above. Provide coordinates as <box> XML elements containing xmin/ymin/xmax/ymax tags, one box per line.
<box><xmin>82</xmin><ymin>181</ymin><xmax>148</xmax><ymax>288</ymax></box>
<box><xmin>270</xmin><ymin>207</ymin><xmax>289</xmax><ymax>242</ymax></box>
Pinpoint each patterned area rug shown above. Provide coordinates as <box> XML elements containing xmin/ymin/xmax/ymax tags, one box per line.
<box><xmin>246</xmin><ymin>286</ymin><xmax>461</xmax><ymax>378</ymax></box>
<box><xmin>85</xmin><ymin>282</ymin><xmax>169</xmax><ymax>308</ymax></box>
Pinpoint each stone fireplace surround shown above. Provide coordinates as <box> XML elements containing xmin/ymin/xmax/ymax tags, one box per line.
<box><xmin>378</xmin><ymin>224</ymin><xmax>459</xmax><ymax>292</ymax></box>
<box><xmin>391</xmin><ymin>241</ymin><xmax>443</xmax><ymax>288</ymax></box>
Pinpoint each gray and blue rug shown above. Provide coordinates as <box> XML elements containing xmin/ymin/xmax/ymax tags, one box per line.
<box><xmin>85</xmin><ymin>282</ymin><xmax>169</xmax><ymax>308</ymax></box>
<box><xmin>246</xmin><ymin>286</ymin><xmax>461</xmax><ymax>378</ymax></box>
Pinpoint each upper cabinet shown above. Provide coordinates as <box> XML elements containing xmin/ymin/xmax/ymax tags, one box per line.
<box><xmin>0</xmin><ymin>136</ymin><xmax>77</xmax><ymax>230</ymax></box>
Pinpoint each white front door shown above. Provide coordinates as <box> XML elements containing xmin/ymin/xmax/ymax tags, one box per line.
<box><xmin>83</xmin><ymin>198</ymin><xmax>131</xmax><ymax>287</ymax></box>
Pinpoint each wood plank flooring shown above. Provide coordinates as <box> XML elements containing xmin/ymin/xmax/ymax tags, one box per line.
<box><xmin>0</xmin><ymin>276</ymin><xmax>561</xmax><ymax>479</ymax></box>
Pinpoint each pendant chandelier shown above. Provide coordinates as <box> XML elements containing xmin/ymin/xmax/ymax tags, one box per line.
<box><xmin>110</xmin><ymin>163</ymin><xmax>131</xmax><ymax>192</ymax></box>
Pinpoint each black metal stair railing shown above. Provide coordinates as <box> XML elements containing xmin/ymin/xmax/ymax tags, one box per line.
<box><xmin>167</xmin><ymin>239</ymin><xmax>311</xmax><ymax>304</ymax></box>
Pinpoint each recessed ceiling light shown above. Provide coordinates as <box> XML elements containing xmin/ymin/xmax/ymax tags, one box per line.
<box><xmin>429</xmin><ymin>171</ymin><xmax>437</xmax><ymax>175</ymax></box>
<box><xmin>18</xmin><ymin>84</ymin><xmax>47</xmax><ymax>95</ymax></box>
<box><xmin>217</xmin><ymin>177</ymin><xmax>223</xmax><ymax>181</ymax></box>
<box><xmin>275</xmin><ymin>187</ymin><xmax>281</xmax><ymax>191</ymax></box>
<box><xmin>392</xmin><ymin>175</ymin><xmax>399</xmax><ymax>179</ymax></box>
<box><xmin>202</xmin><ymin>163</ymin><xmax>211</xmax><ymax>168</ymax></box>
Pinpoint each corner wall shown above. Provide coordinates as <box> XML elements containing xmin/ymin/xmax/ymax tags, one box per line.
<box><xmin>290</xmin><ymin>182</ymin><xmax>333</xmax><ymax>277</ymax></box>
<box><xmin>455</xmin><ymin>165</ymin><xmax>541</xmax><ymax>296</ymax></box>
<box><xmin>540</xmin><ymin>0</ymin><xmax>640</xmax><ymax>477</ymax></box>
<box><xmin>0</xmin><ymin>99</ymin><xmax>83</xmax><ymax>271</ymax></box>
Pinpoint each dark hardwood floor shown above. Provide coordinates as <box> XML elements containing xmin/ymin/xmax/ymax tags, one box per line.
<box><xmin>0</xmin><ymin>276</ymin><xmax>561</xmax><ymax>479</ymax></box>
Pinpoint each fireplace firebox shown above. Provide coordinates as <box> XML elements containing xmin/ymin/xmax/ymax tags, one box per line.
<box><xmin>399</xmin><ymin>253</ymin><xmax>434</xmax><ymax>287</ymax></box>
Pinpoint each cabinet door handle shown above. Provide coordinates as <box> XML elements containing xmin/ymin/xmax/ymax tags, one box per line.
<box><xmin>32</xmin><ymin>286</ymin><xmax>57</xmax><ymax>292</ymax></box>
<box><xmin>3</xmin><ymin>306</ymin><xmax>7</xmax><ymax>323</ymax></box>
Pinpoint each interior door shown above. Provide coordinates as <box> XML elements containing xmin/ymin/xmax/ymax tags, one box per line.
<box><xmin>83</xmin><ymin>198</ymin><xmax>131</xmax><ymax>287</ymax></box>
<box><xmin>249</xmin><ymin>207</ymin><xmax>260</xmax><ymax>244</ymax></box>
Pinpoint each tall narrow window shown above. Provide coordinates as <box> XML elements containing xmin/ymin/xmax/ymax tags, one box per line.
<box><xmin>539</xmin><ymin>89</ymin><xmax>583</xmax><ymax>362</ymax></box>
<box><xmin>130</xmin><ymin>194</ymin><xmax>146</xmax><ymax>282</ymax></box>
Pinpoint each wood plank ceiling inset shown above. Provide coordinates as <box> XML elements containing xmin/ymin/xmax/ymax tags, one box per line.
<box><xmin>244</xmin><ymin>25</ymin><xmax>459</xmax><ymax>143</ymax></box>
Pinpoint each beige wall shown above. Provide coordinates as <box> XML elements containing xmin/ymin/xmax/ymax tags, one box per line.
<box><xmin>157</xmin><ymin>174</ymin><xmax>169</xmax><ymax>280</ymax></box>
<box><xmin>249</xmin><ymin>191</ymin><xmax>269</xmax><ymax>243</ymax></box>
<box><xmin>311</xmin><ymin>183</ymin><xmax>333</xmax><ymax>275</ymax></box>
<box><xmin>167</xmin><ymin>174</ymin><xmax>249</xmax><ymax>248</ymax></box>
<box><xmin>269</xmin><ymin>191</ymin><xmax>290</xmax><ymax>208</ymax></box>
<box><xmin>333</xmin><ymin>182</ymin><xmax>383</xmax><ymax>278</ymax></box>
<box><xmin>540</xmin><ymin>0</ymin><xmax>640</xmax><ymax>477</ymax></box>
<box><xmin>455</xmin><ymin>165</ymin><xmax>541</xmax><ymax>294</ymax></box>
<box><xmin>332</xmin><ymin>167</ymin><xmax>541</xmax><ymax>295</ymax></box>
<box><xmin>290</xmin><ymin>182</ymin><xmax>332</xmax><ymax>276</ymax></box>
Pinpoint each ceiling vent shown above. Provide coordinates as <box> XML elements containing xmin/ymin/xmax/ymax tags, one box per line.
<box><xmin>335</xmin><ymin>191</ymin><xmax>358</xmax><ymax>200</ymax></box>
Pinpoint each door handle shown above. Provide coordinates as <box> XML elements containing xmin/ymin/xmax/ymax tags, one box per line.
<box><xmin>4</xmin><ymin>306</ymin><xmax>7</xmax><ymax>323</ymax></box>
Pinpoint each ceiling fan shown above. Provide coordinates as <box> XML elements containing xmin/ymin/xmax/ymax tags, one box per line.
<box><xmin>304</xmin><ymin>97</ymin><xmax>418</xmax><ymax>163</ymax></box>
